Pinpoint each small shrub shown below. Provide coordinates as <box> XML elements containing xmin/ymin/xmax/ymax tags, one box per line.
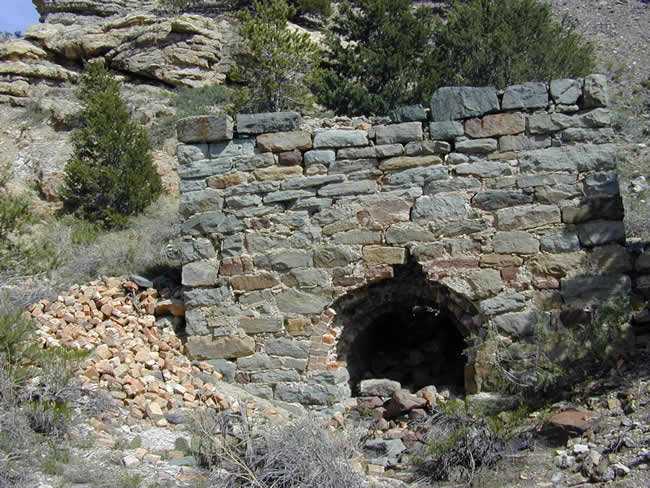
<box><xmin>190</xmin><ymin>408</ymin><xmax>363</xmax><ymax>488</ymax></box>
<box><xmin>61</xmin><ymin>63</ymin><xmax>162</xmax><ymax>229</ymax></box>
<box><xmin>157</xmin><ymin>0</ymin><xmax>198</xmax><ymax>14</ymax></box>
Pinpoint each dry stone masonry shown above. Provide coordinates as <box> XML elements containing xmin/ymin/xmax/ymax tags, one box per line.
<box><xmin>176</xmin><ymin>75</ymin><xmax>644</xmax><ymax>410</ymax></box>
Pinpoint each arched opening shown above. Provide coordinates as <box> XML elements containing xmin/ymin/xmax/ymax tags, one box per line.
<box><xmin>333</xmin><ymin>260</ymin><xmax>478</xmax><ymax>396</ymax></box>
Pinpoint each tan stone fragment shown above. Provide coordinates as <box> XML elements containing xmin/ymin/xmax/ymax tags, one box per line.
<box><xmin>378</xmin><ymin>155</ymin><xmax>442</xmax><ymax>171</ymax></box>
<box><xmin>257</xmin><ymin>131</ymin><xmax>312</xmax><ymax>152</ymax></box>
<box><xmin>287</xmin><ymin>317</ymin><xmax>312</xmax><ymax>336</ymax></box>
<box><xmin>186</xmin><ymin>334</ymin><xmax>255</xmax><ymax>360</ymax></box>
<box><xmin>465</xmin><ymin>113</ymin><xmax>526</xmax><ymax>138</ymax></box>
<box><xmin>145</xmin><ymin>401</ymin><xmax>164</xmax><ymax>421</ymax></box>
<box><xmin>230</xmin><ymin>273</ymin><xmax>280</xmax><ymax>291</ymax></box>
<box><xmin>253</xmin><ymin>166</ymin><xmax>303</xmax><ymax>181</ymax></box>
<box><xmin>206</xmin><ymin>171</ymin><xmax>251</xmax><ymax>189</ymax></box>
<box><xmin>480</xmin><ymin>254</ymin><xmax>524</xmax><ymax>267</ymax></box>
<box><xmin>528</xmin><ymin>253</ymin><xmax>586</xmax><ymax>277</ymax></box>
<box><xmin>363</xmin><ymin>246</ymin><xmax>407</xmax><ymax>265</ymax></box>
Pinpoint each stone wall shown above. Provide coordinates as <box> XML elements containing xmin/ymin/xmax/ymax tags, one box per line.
<box><xmin>176</xmin><ymin>74</ymin><xmax>638</xmax><ymax>410</ymax></box>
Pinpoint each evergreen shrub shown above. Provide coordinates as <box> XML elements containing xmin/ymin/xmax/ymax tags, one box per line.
<box><xmin>61</xmin><ymin>64</ymin><xmax>162</xmax><ymax>229</ymax></box>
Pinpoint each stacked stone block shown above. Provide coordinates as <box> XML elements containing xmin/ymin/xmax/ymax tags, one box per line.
<box><xmin>177</xmin><ymin>74</ymin><xmax>634</xmax><ymax>408</ymax></box>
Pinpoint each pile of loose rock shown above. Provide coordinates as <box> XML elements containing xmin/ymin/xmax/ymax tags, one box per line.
<box><xmin>27</xmin><ymin>276</ymin><xmax>234</xmax><ymax>425</ymax></box>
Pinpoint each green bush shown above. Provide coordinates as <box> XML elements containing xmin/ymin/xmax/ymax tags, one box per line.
<box><xmin>60</xmin><ymin>63</ymin><xmax>162</xmax><ymax>229</ymax></box>
<box><xmin>312</xmin><ymin>0</ymin><xmax>436</xmax><ymax>115</ymax></box>
<box><xmin>429</xmin><ymin>0</ymin><xmax>595</xmax><ymax>90</ymax></box>
<box><xmin>229</xmin><ymin>0</ymin><xmax>319</xmax><ymax>112</ymax></box>
<box><xmin>0</xmin><ymin>165</ymin><xmax>29</xmax><ymax>248</ymax></box>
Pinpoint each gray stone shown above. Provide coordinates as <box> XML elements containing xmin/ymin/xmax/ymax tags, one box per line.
<box><xmin>493</xmin><ymin>230</ymin><xmax>540</xmax><ymax>254</ymax></box>
<box><xmin>289</xmin><ymin>197</ymin><xmax>333</xmax><ymax>212</ymax></box>
<box><xmin>225</xmin><ymin>194</ymin><xmax>262</xmax><ymax>209</ymax></box>
<box><xmin>517</xmin><ymin>173</ymin><xmax>576</xmax><ymax>188</ymax></box>
<box><xmin>184</xmin><ymin>287</ymin><xmax>232</xmax><ymax>307</ymax></box>
<box><xmin>364</xmin><ymin>439</ymin><xmax>406</xmax><ymax>467</ymax></box>
<box><xmin>271</xmin><ymin>212</ymin><xmax>310</xmax><ymax>228</ymax></box>
<box><xmin>337</xmin><ymin>146</ymin><xmax>377</xmax><ymax>159</ymax></box>
<box><xmin>430</xmin><ymin>86</ymin><xmax>500</xmax><ymax>121</ymax></box>
<box><xmin>540</xmin><ymin>232</ymin><xmax>581</xmax><ymax>253</ymax></box>
<box><xmin>237</xmin><ymin>353</ymin><xmax>280</xmax><ymax>372</ymax></box>
<box><xmin>431</xmin><ymin>219</ymin><xmax>488</xmax><ymax>237</ymax></box>
<box><xmin>359</xmin><ymin>379</ymin><xmax>402</xmax><ymax>396</ymax></box>
<box><xmin>386</xmin><ymin>223</ymin><xmax>435</xmax><ymax>243</ymax></box>
<box><xmin>265</xmin><ymin>338</ymin><xmax>311</xmax><ymax>359</ymax></box>
<box><xmin>329</xmin><ymin>158</ymin><xmax>379</xmax><ymax>175</ymax></box>
<box><xmin>412</xmin><ymin>195</ymin><xmax>466</xmax><ymax>220</ymax></box>
<box><xmin>313</xmin><ymin>129</ymin><xmax>368</xmax><ymax>148</ymax></box>
<box><xmin>186</xmin><ymin>334</ymin><xmax>255</xmax><ymax>360</ymax></box>
<box><xmin>177</xmin><ymin>143</ymin><xmax>208</xmax><ymax>165</ymax></box>
<box><xmin>405</xmin><ymin>140</ymin><xmax>451</xmax><ymax>156</ymax></box>
<box><xmin>236</xmin><ymin>112</ymin><xmax>301</xmax><ymax>135</ymax></box>
<box><xmin>455</xmin><ymin>138</ymin><xmax>498</xmax><ymax>154</ymax></box>
<box><xmin>318</xmin><ymin>180</ymin><xmax>377</xmax><ymax>197</ymax></box>
<box><xmin>519</xmin><ymin>145</ymin><xmax>616</xmax><ymax>173</ymax></box>
<box><xmin>209</xmin><ymin>139</ymin><xmax>256</xmax><ymax>159</ymax></box>
<box><xmin>333</xmin><ymin>230</ymin><xmax>382</xmax><ymax>245</ymax></box>
<box><xmin>243</xmin><ymin>384</ymin><xmax>274</xmax><ymax>400</ymax></box>
<box><xmin>179</xmin><ymin>237</ymin><xmax>216</xmax><ymax>263</ymax></box>
<box><xmin>386</xmin><ymin>166</ymin><xmax>448</xmax><ymax>187</ymax></box>
<box><xmin>231</xmin><ymin>152</ymin><xmax>275</xmax><ymax>172</ymax></box>
<box><xmin>179</xmin><ymin>179</ymin><xmax>207</xmax><ymax>193</ymax></box>
<box><xmin>185</xmin><ymin>308</ymin><xmax>208</xmax><ymax>335</ymax></box>
<box><xmin>200</xmin><ymin>212</ymin><xmax>244</xmax><ymax>234</ymax></box>
<box><xmin>375</xmin><ymin>122</ymin><xmax>423</xmax><ymax>144</ymax></box>
<box><xmin>480</xmin><ymin>293</ymin><xmax>526</xmax><ymax>316</ymax></box>
<box><xmin>499</xmin><ymin>134</ymin><xmax>551</xmax><ymax>152</ymax></box>
<box><xmin>129</xmin><ymin>274</ymin><xmax>153</xmax><ymax>289</ymax></box>
<box><xmin>239</xmin><ymin>317</ymin><xmax>283</xmax><ymax>334</ymax></box>
<box><xmin>375</xmin><ymin>144</ymin><xmax>404</xmax><ymax>158</ymax></box>
<box><xmin>177</xmin><ymin>158</ymin><xmax>232</xmax><ymax>179</ymax></box>
<box><xmin>493</xmin><ymin>311</ymin><xmax>550</xmax><ymax>337</ymax></box>
<box><xmin>308</xmin><ymin>369</ymin><xmax>350</xmax><ymax>386</ymax></box>
<box><xmin>290</xmin><ymin>268</ymin><xmax>330</xmax><ymax>288</ymax></box>
<box><xmin>205</xmin><ymin>359</ymin><xmax>236</xmax><ymax>383</ymax></box>
<box><xmin>182</xmin><ymin>261</ymin><xmax>219</xmax><ymax>286</ymax></box>
<box><xmin>453</xmin><ymin>161</ymin><xmax>512</xmax><ymax>178</ymax></box>
<box><xmin>264</xmin><ymin>250</ymin><xmax>313</xmax><ymax>272</ymax></box>
<box><xmin>280</xmin><ymin>175</ymin><xmax>345</xmax><ymax>190</ymax></box>
<box><xmin>224</xmin><ymin>180</ymin><xmax>281</xmax><ymax>196</ymax></box>
<box><xmin>222</xmin><ymin>234</ymin><xmax>244</xmax><ymax>257</ymax></box>
<box><xmin>263</xmin><ymin>190</ymin><xmax>316</xmax><ymax>204</ymax></box>
<box><xmin>502</xmin><ymin>82</ymin><xmax>548</xmax><ymax>109</ymax></box>
<box><xmin>496</xmin><ymin>204</ymin><xmax>560</xmax><ymax>231</ymax></box>
<box><xmin>274</xmin><ymin>384</ymin><xmax>329</xmax><ymax>405</ymax></box>
<box><xmin>276</xmin><ymin>289</ymin><xmax>331</xmax><ymax>314</ymax></box>
<box><xmin>550</xmin><ymin>78</ymin><xmax>582</xmax><ymax>105</ymax></box>
<box><xmin>561</xmin><ymin>128</ymin><xmax>615</xmax><ymax>144</ymax></box>
<box><xmin>176</xmin><ymin>115</ymin><xmax>233</xmax><ymax>143</ymax></box>
<box><xmin>314</xmin><ymin>246</ymin><xmax>360</xmax><ymax>268</ymax></box>
<box><xmin>424</xmin><ymin>177</ymin><xmax>481</xmax><ymax>194</ymax></box>
<box><xmin>472</xmin><ymin>191</ymin><xmax>533</xmax><ymax>211</ymax></box>
<box><xmin>251</xmin><ymin>370</ymin><xmax>301</xmax><ymax>384</ymax></box>
<box><xmin>561</xmin><ymin>198</ymin><xmax>624</xmax><ymax>224</ymax></box>
<box><xmin>412</xmin><ymin>242</ymin><xmax>446</xmax><ymax>259</ymax></box>
<box><xmin>291</xmin><ymin>227</ymin><xmax>322</xmax><ymax>248</ymax></box>
<box><xmin>466</xmin><ymin>393</ymin><xmax>520</xmax><ymax>415</ymax></box>
<box><xmin>561</xmin><ymin>274</ymin><xmax>631</xmax><ymax>301</ymax></box>
<box><xmin>582</xmin><ymin>74</ymin><xmax>609</xmax><ymax>108</ymax></box>
<box><xmin>579</xmin><ymin>108</ymin><xmax>611</xmax><ymax>128</ymax></box>
<box><xmin>390</xmin><ymin>105</ymin><xmax>427</xmax><ymax>122</ymax></box>
<box><xmin>304</xmin><ymin>149</ymin><xmax>335</xmax><ymax>166</ymax></box>
<box><xmin>584</xmin><ymin>171</ymin><xmax>619</xmax><ymax>198</ymax></box>
<box><xmin>527</xmin><ymin>113</ymin><xmax>576</xmax><ymax>134</ymax></box>
<box><xmin>636</xmin><ymin>253</ymin><xmax>650</xmax><ymax>272</ymax></box>
<box><xmin>429</xmin><ymin>121</ymin><xmax>464</xmax><ymax>139</ymax></box>
<box><xmin>246</xmin><ymin>234</ymin><xmax>289</xmax><ymax>253</ymax></box>
<box><xmin>576</xmin><ymin>221</ymin><xmax>626</xmax><ymax>246</ymax></box>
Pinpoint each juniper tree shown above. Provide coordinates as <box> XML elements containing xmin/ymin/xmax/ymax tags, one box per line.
<box><xmin>61</xmin><ymin>64</ymin><xmax>162</xmax><ymax>229</ymax></box>
<box><xmin>229</xmin><ymin>0</ymin><xmax>319</xmax><ymax>112</ymax></box>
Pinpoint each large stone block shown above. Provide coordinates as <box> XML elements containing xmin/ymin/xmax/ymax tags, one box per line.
<box><xmin>455</xmin><ymin>138</ymin><xmax>498</xmax><ymax>154</ymax></box>
<box><xmin>318</xmin><ymin>180</ymin><xmax>377</xmax><ymax>197</ymax></box>
<box><xmin>265</xmin><ymin>338</ymin><xmax>311</xmax><ymax>358</ymax></box>
<box><xmin>472</xmin><ymin>191</ymin><xmax>533</xmax><ymax>211</ymax></box>
<box><xmin>304</xmin><ymin>149</ymin><xmax>335</xmax><ymax>166</ymax></box>
<box><xmin>520</xmin><ymin>144</ymin><xmax>616</xmax><ymax>174</ymax></box>
<box><xmin>256</xmin><ymin>130</ymin><xmax>312</xmax><ymax>152</ymax></box>
<box><xmin>274</xmin><ymin>384</ymin><xmax>329</xmax><ymax>405</ymax></box>
<box><xmin>493</xmin><ymin>231</ymin><xmax>540</xmax><ymax>254</ymax></box>
<box><xmin>276</xmin><ymin>289</ymin><xmax>331</xmax><ymax>314</ymax></box>
<box><xmin>379</xmin><ymin>155</ymin><xmax>442</xmax><ymax>171</ymax></box>
<box><xmin>453</xmin><ymin>161</ymin><xmax>512</xmax><ymax>178</ymax></box>
<box><xmin>495</xmin><ymin>204</ymin><xmax>560</xmax><ymax>231</ymax></box>
<box><xmin>502</xmin><ymin>82</ymin><xmax>548</xmax><ymax>109</ymax></box>
<box><xmin>176</xmin><ymin>115</ymin><xmax>233</xmax><ymax>143</ymax></box>
<box><xmin>236</xmin><ymin>112</ymin><xmax>301</xmax><ymax>134</ymax></box>
<box><xmin>253</xmin><ymin>166</ymin><xmax>303</xmax><ymax>181</ymax></box>
<box><xmin>239</xmin><ymin>317</ymin><xmax>283</xmax><ymax>334</ymax></box>
<box><xmin>280</xmin><ymin>174</ymin><xmax>345</xmax><ymax>190</ymax></box>
<box><xmin>313</xmin><ymin>129</ymin><xmax>368</xmax><ymax>148</ymax></box>
<box><xmin>182</xmin><ymin>261</ymin><xmax>219</xmax><ymax>286</ymax></box>
<box><xmin>314</xmin><ymin>246</ymin><xmax>360</xmax><ymax>268</ymax></box>
<box><xmin>386</xmin><ymin>166</ymin><xmax>448</xmax><ymax>187</ymax></box>
<box><xmin>362</xmin><ymin>246</ymin><xmax>407</xmax><ymax>265</ymax></box>
<box><xmin>412</xmin><ymin>195</ymin><xmax>467</xmax><ymax>220</ymax></box>
<box><xmin>386</xmin><ymin>223</ymin><xmax>435</xmax><ymax>244</ymax></box>
<box><xmin>424</xmin><ymin>177</ymin><xmax>481</xmax><ymax>194</ymax></box>
<box><xmin>184</xmin><ymin>287</ymin><xmax>232</xmax><ymax>307</ymax></box>
<box><xmin>230</xmin><ymin>273</ymin><xmax>280</xmax><ymax>291</ymax></box>
<box><xmin>550</xmin><ymin>78</ymin><xmax>583</xmax><ymax>105</ymax></box>
<box><xmin>479</xmin><ymin>293</ymin><xmax>526</xmax><ymax>316</ymax></box>
<box><xmin>186</xmin><ymin>335</ymin><xmax>255</xmax><ymax>360</ymax></box>
<box><xmin>582</xmin><ymin>74</ymin><xmax>609</xmax><ymax>108</ymax></box>
<box><xmin>390</xmin><ymin>105</ymin><xmax>427</xmax><ymax>122</ymax></box>
<box><xmin>561</xmin><ymin>274</ymin><xmax>631</xmax><ymax>301</ymax></box>
<box><xmin>493</xmin><ymin>311</ymin><xmax>550</xmax><ymax>337</ymax></box>
<box><xmin>429</xmin><ymin>120</ymin><xmax>464</xmax><ymax>139</ymax></box>
<box><xmin>430</xmin><ymin>86</ymin><xmax>499</xmax><ymax>121</ymax></box>
<box><xmin>375</xmin><ymin>122</ymin><xmax>423</xmax><ymax>145</ymax></box>
<box><xmin>441</xmin><ymin>269</ymin><xmax>503</xmax><ymax>300</ymax></box>
<box><xmin>465</xmin><ymin>113</ymin><xmax>525</xmax><ymax>138</ymax></box>
<box><xmin>539</xmin><ymin>232</ymin><xmax>581</xmax><ymax>253</ymax></box>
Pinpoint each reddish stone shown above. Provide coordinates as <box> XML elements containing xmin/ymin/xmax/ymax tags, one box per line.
<box><xmin>365</xmin><ymin>265</ymin><xmax>394</xmax><ymax>282</ymax></box>
<box><xmin>357</xmin><ymin>199</ymin><xmax>412</xmax><ymax>230</ymax></box>
<box><xmin>322</xmin><ymin>334</ymin><xmax>335</xmax><ymax>345</ymax></box>
<box><xmin>430</xmin><ymin>259</ymin><xmax>480</xmax><ymax>268</ymax></box>
<box><xmin>358</xmin><ymin>396</ymin><xmax>385</xmax><ymax>409</ymax></box>
<box><xmin>465</xmin><ymin>113</ymin><xmax>526</xmax><ymax>138</ymax></box>
<box><xmin>385</xmin><ymin>390</ymin><xmax>427</xmax><ymax>418</ymax></box>
<box><xmin>533</xmin><ymin>278</ymin><xmax>560</xmax><ymax>290</ymax></box>
<box><xmin>278</xmin><ymin>150</ymin><xmax>303</xmax><ymax>166</ymax></box>
<box><xmin>501</xmin><ymin>267</ymin><xmax>519</xmax><ymax>281</ymax></box>
<box><xmin>220</xmin><ymin>257</ymin><xmax>243</xmax><ymax>276</ymax></box>
<box><xmin>550</xmin><ymin>409</ymin><xmax>593</xmax><ymax>435</ymax></box>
